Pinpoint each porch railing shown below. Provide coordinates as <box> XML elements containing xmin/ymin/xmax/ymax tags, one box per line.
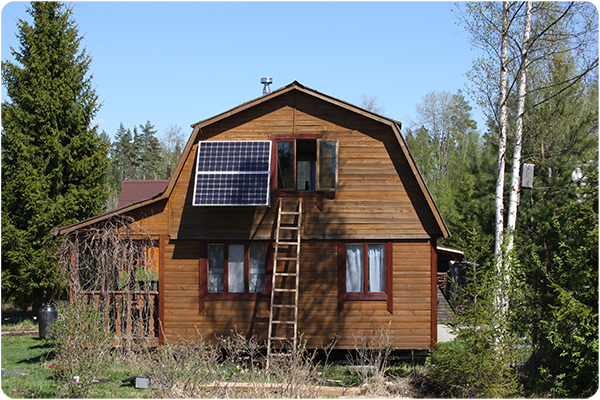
<box><xmin>74</xmin><ymin>282</ymin><xmax>159</xmax><ymax>344</ymax></box>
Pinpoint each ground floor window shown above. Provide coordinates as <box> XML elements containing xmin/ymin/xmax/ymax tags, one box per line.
<box><xmin>203</xmin><ymin>242</ymin><xmax>270</xmax><ymax>301</ymax></box>
<box><xmin>338</xmin><ymin>242</ymin><xmax>393</xmax><ymax>314</ymax></box>
<box><xmin>346</xmin><ymin>243</ymin><xmax>386</xmax><ymax>293</ymax></box>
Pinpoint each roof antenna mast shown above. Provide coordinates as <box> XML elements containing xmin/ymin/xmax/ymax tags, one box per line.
<box><xmin>261</xmin><ymin>77</ymin><xmax>273</xmax><ymax>95</ymax></box>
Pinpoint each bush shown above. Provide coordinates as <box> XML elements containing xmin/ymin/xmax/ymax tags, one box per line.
<box><xmin>431</xmin><ymin>335</ymin><xmax>521</xmax><ymax>398</ymax></box>
<box><xmin>48</xmin><ymin>300</ymin><xmax>114</xmax><ymax>397</ymax></box>
<box><xmin>430</xmin><ymin>259</ymin><xmax>523</xmax><ymax>398</ymax></box>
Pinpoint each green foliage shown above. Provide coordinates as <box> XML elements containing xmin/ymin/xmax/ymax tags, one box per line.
<box><xmin>107</xmin><ymin>121</ymin><xmax>184</xmax><ymax>210</ymax></box>
<box><xmin>431</xmin><ymin>258</ymin><xmax>523</xmax><ymax>398</ymax></box>
<box><xmin>48</xmin><ymin>300</ymin><xmax>115</xmax><ymax>397</ymax></box>
<box><xmin>515</xmin><ymin>159</ymin><xmax>598</xmax><ymax>397</ymax></box>
<box><xmin>431</xmin><ymin>337</ymin><xmax>521</xmax><ymax>398</ymax></box>
<box><xmin>1</xmin><ymin>2</ymin><xmax>109</xmax><ymax>308</ymax></box>
<box><xmin>406</xmin><ymin>89</ymin><xmax>496</xmax><ymax>264</ymax></box>
<box><xmin>510</xmin><ymin>54</ymin><xmax>598</xmax><ymax>397</ymax></box>
<box><xmin>134</xmin><ymin>121</ymin><xmax>161</xmax><ymax>180</ymax></box>
<box><xmin>406</xmin><ymin>90</ymin><xmax>481</xmax><ymax>224</ymax></box>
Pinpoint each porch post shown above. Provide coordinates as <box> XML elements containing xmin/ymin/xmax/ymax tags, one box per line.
<box><xmin>158</xmin><ymin>234</ymin><xmax>166</xmax><ymax>345</ymax></box>
<box><xmin>69</xmin><ymin>244</ymin><xmax>79</xmax><ymax>303</ymax></box>
<box><xmin>430</xmin><ymin>238</ymin><xmax>438</xmax><ymax>348</ymax></box>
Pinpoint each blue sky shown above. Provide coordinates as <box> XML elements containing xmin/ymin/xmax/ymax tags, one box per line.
<box><xmin>2</xmin><ymin>1</ymin><xmax>486</xmax><ymax>141</ymax></box>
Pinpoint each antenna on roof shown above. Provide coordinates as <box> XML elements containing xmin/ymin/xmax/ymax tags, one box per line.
<box><xmin>261</xmin><ymin>77</ymin><xmax>273</xmax><ymax>95</ymax></box>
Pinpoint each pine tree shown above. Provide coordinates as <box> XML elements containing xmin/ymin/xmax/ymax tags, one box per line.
<box><xmin>1</xmin><ymin>2</ymin><xmax>108</xmax><ymax>308</ymax></box>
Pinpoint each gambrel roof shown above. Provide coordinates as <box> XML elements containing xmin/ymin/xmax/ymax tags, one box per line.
<box><xmin>54</xmin><ymin>81</ymin><xmax>449</xmax><ymax>238</ymax></box>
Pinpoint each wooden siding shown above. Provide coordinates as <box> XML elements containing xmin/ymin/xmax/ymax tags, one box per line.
<box><xmin>169</xmin><ymin>91</ymin><xmax>439</xmax><ymax>241</ymax></box>
<box><xmin>161</xmin><ymin>241</ymin><xmax>433</xmax><ymax>350</ymax></box>
<box><xmin>78</xmin><ymin>88</ymin><xmax>441</xmax><ymax>349</ymax></box>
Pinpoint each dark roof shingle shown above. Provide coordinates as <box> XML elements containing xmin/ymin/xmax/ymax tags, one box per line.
<box><xmin>117</xmin><ymin>180</ymin><xmax>170</xmax><ymax>209</ymax></box>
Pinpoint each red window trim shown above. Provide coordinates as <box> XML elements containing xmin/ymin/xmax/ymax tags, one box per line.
<box><xmin>337</xmin><ymin>241</ymin><xmax>393</xmax><ymax>315</ymax></box>
<box><xmin>199</xmin><ymin>241</ymin><xmax>272</xmax><ymax>311</ymax></box>
<box><xmin>270</xmin><ymin>134</ymin><xmax>324</xmax><ymax>194</ymax></box>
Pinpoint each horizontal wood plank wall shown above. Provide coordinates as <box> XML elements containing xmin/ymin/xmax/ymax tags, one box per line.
<box><xmin>162</xmin><ymin>240</ymin><xmax>204</xmax><ymax>340</ymax></box>
<box><xmin>161</xmin><ymin>240</ymin><xmax>432</xmax><ymax>350</ymax></box>
<box><xmin>169</xmin><ymin>91</ymin><xmax>436</xmax><ymax>242</ymax></box>
<box><xmin>154</xmin><ymin>90</ymin><xmax>438</xmax><ymax>348</ymax></box>
<box><xmin>393</xmin><ymin>241</ymin><xmax>433</xmax><ymax>349</ymax></box>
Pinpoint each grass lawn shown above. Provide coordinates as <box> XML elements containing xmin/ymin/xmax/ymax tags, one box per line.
<box><xmin>1</xmin><ymin>334</ymin><xmax>57</xmax><ymax>398</ymax></box>
<box><xmin>1</xmin><ymin>335</ymin><xmax>152</xmax><ymax>398</ymax></box>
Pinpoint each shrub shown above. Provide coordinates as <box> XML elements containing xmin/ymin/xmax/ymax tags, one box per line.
<box><xmin>431</xmin><ymin>335</ymin><xmax>521</xmax><ymax>398</ymax></box>
<box><xmin>430</xmin><ymin>259</ymin><xmax>522</xmax><ymax>398</ymax></box>
<box><xmin>48</xmin><ymin>300</ymin><xmax>114</xmax><ymax>397</ymax></box>
<box><xmin>347</xmin><ymin>322</ymin><xmax>393</xmax><ymax>395</ymax></box>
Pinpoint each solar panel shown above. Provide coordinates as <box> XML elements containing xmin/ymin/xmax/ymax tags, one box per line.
<box><xmin>193</xmin><ymin>141</ymin><xmax>272</xmax><ymax>206</ymax></box>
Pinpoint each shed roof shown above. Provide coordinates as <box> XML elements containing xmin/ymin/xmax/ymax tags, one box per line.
<box><xmin>53</xmin><ymin>81</ymin><xmax>449</xmax><ymax>238</ymax></box>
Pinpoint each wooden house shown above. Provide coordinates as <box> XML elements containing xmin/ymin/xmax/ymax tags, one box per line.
<box><xmin>54</xmin><ymin>81</ymin><xmax>449</xmax><ymax>350</ymax></box>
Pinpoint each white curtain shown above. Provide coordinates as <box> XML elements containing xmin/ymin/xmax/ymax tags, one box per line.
<box><xmin>249</xmin><ymin>244</ymin><xmax>266</xmax><ymax>292</ymax></box>
<box><xmin>228</xmin><ymin>244</ymin><xmax>245</xmax><ymax>293</ymax></box>
<box><xmin>208</xmin><ymin>244</ymin><xmax>224</xmax><ymax>292</ymax></box>
<box><xmin>368</xmin><ymin>244</ymin><xmax>385</xmax><ymax>292</ymax></box>
<box><xmin>346</xmin><ymin>244</ymin><xmax>364</xmax><ymax>292</ymax></box>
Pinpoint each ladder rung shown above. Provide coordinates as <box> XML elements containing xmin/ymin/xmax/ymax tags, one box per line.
<box><xmin>274</xmin><ymin>288</ymin><xmax>297</xmax><ymax>292</ymax></box>
<box><xmin>274</xmin><ymin>272</ymin><xmax>297</xmax><ymax>277</ymax></box>
<box><xmin>279</xmin><ymin>226</ymin><xmax>300</xmax><ymax>230</ymax></box>
<box><xmin>275</xmin><ymin>257</ymin><xmax>298</xmax><ymax>261</ymax></box>
<box><xmin>271</xmin><ymin>320</ymin><xmax>296</xmax><ymax>325</ymax></box>
<box><xmin>272</xmin><ymin>304</ymin><xmax>296</xmax><ymax>308</ymax></box>
<box><xmin>276</xmin><ymin>241</ymin><xmax>299</xmax><ymax>246</ymax></box>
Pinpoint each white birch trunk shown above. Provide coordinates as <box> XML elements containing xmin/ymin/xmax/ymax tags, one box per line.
<box><xmin>506</xmin><ymin>1</ymin><xmax>532</xmax><ymax>256</ymax></box>
<box><xmin>494</xmin><ymin>1</ymin><xmax>510</xmax><ymax>265</ymax></box>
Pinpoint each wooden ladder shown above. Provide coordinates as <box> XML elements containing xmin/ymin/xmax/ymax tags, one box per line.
<box><xmin>267</xmin><ymin>198</ymin><xmax>302</xmax><ymax>368</ymax></box>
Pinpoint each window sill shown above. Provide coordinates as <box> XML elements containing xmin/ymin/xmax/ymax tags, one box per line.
<box><xmin>272</xmin><ymin>190</ymin><xmax>324</xmax><ymax>210</ymax></box>
<box><xmin>343</xmin><ymin>293</ymin><xmax>387</xmax><ymax>301</ymax></box>
<box><xmin>206</xmin><ymin>293</ymin><xmax>269</xmax><ymax>301</ymax></box>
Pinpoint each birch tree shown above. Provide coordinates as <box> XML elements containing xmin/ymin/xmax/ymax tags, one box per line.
<box><xmin>505</xmin><ymin>1</ymin><xmax>532</xmax><ymax>258</ymax></box>
<box><xmin>454</xmin><ymin>2</ymin><xmax>521</xmax><ymax>266</ymax></box>
<box><xmin>456</xmin><ymin>1</ymin><xmax>598</xmax><ymax>265</ymax></box>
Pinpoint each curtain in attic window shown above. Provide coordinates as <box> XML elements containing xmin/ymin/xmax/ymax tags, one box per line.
<box><xmin>208</xmin><ymin>244</ymin><xmax>224</xmax><ymax>292</ymax></box>
<box><xmin>228</xmin><ymin>244</ymin><xmax>245</xmax><ymax>293</ymax></box>
<box><xmin>368</xmin><ymin>244</ymin><xmax>385</xmax><ymax>292</ymax></box>
<box><xmin>346</xmin><ymin>244</ymin><xmax>364</xmax><ymax>292</ymax></box>
<box><xmin>249</xmin><ymin>244</ymin><xmax>266</xmax><ymax>292</ymax></box>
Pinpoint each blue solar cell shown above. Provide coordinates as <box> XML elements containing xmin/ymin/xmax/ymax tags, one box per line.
<box><xmin>193</xmin><ymin>141</ymin><xmax>271</xmax><ymax>206</ymax></box>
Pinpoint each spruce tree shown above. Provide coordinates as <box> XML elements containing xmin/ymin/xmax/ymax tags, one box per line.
<box><xmin>135</xmin><ymin>121</ymin><xmax>161</xmax><ymax>180</ymax></box>
<box><xmin>1</xmin><ymin>2</ymin><xmax>109</xmax><ymax>309</ymax></box>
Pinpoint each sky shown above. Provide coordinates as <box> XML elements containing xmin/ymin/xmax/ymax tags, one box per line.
<box><xmin>1</xmin><ymin>1</ymin><xmax>486</xmax><ymax>141</ymax></box>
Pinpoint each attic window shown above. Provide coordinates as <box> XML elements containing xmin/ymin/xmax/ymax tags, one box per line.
<box><xmin>273</xmin><ymin>136</ymin><xmax>338</xmax><ymax>193</ymax></box>
<box><xmin>192</xmin><ymin>141</ymin><xmax>272</xmax><ymax>206</ymax></box>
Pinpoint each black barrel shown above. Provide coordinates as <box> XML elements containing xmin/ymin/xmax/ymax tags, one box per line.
<box><xmin>38</xmin><ymin>305</ymin><xmax>58</xmax><ymax>339</ymax></box>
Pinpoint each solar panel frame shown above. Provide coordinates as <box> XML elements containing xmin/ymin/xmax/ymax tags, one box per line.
<box><xmin>192</xmin><ymin>141</ymin><xmax>272</xmax><ymax>206</ymax></box>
